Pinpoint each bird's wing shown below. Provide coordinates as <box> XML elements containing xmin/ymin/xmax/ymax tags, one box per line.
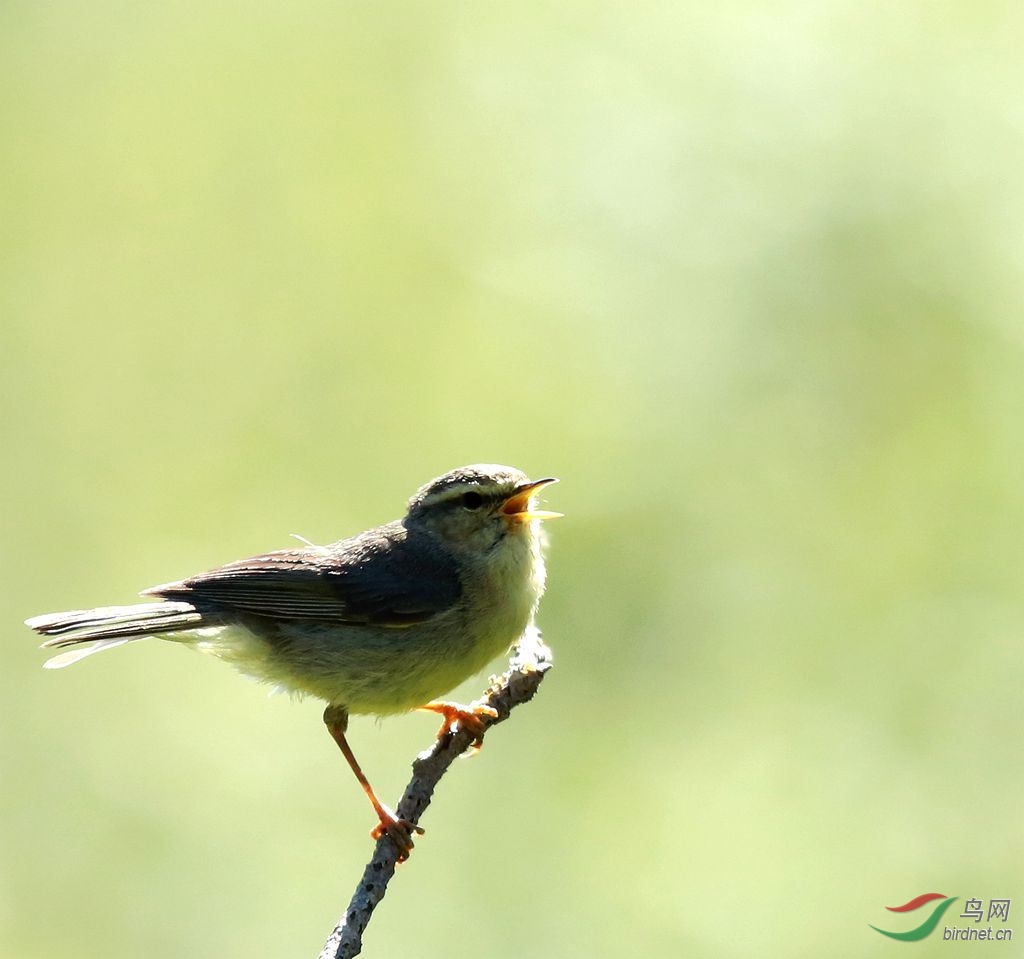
<box><xmin>143</xmin><ymin>522</ymin><xmax>462</xmax><ymax>627</ymax></box>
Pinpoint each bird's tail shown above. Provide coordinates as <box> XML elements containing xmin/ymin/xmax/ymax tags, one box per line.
<box><xmin>26</xmin><ymin>602</ymin><xmax>204</xmax><ymax>669</ymax></box>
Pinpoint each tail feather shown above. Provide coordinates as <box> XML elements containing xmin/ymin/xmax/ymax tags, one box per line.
<box><xmin>42</xmin><ymin>637</ymin><xmax>143</xmax><ymax>670</ymax></box>
<box><xmin>25</xmin><ymin>601</ymin><xmax>205</xmax><ymax>668</ymax></box>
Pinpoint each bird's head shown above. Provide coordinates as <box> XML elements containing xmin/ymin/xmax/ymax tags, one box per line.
<box><xmin>405</xmin><ymin>464</ymin><xmax>560</xmax><ymax>557</ymax></box>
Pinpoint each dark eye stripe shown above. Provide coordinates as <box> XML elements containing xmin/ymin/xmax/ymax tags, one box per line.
<box><xmin>416</xmin><ymin>484</ymin><xmax>506</xmax><ymax>513</ymax></box>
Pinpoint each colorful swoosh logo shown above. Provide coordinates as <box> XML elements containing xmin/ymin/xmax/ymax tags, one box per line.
<box><xmin>870</xmin><ymin>893</ymin><xmax>959</xmax><ymax>941</ymax></box>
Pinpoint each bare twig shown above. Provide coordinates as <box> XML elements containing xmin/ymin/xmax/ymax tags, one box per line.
<box><xmin>317</xmin><ymin>627</ymin><xmax>554</xmax><ymax>959</ymax></box>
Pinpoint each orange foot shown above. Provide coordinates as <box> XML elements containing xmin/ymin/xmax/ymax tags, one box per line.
<box><xmin>419</xmin><ymin>700</ymin><xmax>499</xmax><ymax>748</ymax></box>
<box><xmin>370</xmin><ymin>802</ymin><xmax>425</xmax><ymax>863</ymax></box>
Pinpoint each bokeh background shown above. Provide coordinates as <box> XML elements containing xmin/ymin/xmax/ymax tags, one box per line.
<box><xmin>3</xmin><ymin>3</ymin><xmax>1023</xmax><ymax>957</ymax></box>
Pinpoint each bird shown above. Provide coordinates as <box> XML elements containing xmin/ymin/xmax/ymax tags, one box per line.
<box><xmin>25</xmin><ymin>463</ymin><xmax>560</xmax><ymax>859</ymax></box>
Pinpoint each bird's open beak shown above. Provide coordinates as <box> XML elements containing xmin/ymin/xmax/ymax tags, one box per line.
<box><xmin>501</xmin><ymin>477</ymin><xmax>562</xmax><ymax>522</ymax></box>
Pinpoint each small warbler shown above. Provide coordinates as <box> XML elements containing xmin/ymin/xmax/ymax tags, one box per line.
<box><xmin>26</xmin><ymin>464</ymin><xmax>560</xmax><ymax>858</ymax></box>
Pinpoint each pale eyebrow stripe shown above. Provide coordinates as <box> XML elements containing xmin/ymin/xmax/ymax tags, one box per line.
<box><xmin>421</xmin><ymin>484</ymin><xmax>506</xmax><ymax>508</ymax></box>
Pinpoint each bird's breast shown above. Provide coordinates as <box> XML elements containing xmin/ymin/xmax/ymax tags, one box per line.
<box><xmin>461</xmin><ymin>527</ymin><xmax>547</xmax><ymax>662</ymax></box>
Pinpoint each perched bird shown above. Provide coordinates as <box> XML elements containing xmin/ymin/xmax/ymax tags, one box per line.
<box><xmin>26</xmin><ymin>464</ymin><xmax>560</xmax><ymax>859</ymax></box>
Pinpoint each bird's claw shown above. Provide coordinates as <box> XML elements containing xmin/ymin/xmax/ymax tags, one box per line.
<box><xmin>419</xmin><ymin>700</ymin><xmax>499</xmax><ymax>747</ymax></box>
<box><xmin>371</xmin><ymin>806</ymin><xmax>425</xmax><ymax>863</ymax></box>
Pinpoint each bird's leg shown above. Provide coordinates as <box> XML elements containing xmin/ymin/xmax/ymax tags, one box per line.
<box><xmin>418</xmin><ymin>699</ymin><xmax>499</xmax><ymax>748</ymax></box>
<box><xmin>322</xmin><ymin>704</ymin><xmax>423</xmax><ymax>862</ymax></box>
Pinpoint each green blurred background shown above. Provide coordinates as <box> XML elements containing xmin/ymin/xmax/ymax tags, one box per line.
<box><xmin>2</xmin><ymin>3</ymin><xmax>1022</xmax><ymax>957</ymax></box>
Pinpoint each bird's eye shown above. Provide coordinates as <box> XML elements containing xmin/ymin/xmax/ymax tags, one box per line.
<box><xmin>461</xmin><ymin>491</ymin><xmax>484</xmax><ymax>511</ymax></box>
